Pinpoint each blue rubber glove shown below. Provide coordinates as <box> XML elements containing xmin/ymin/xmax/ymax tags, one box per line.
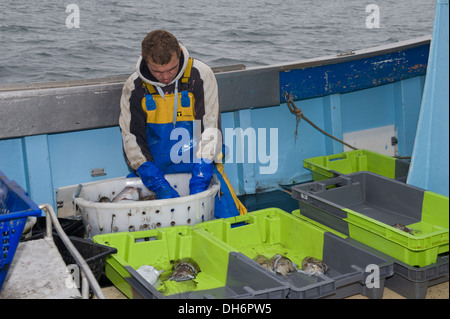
<box><xmin>136</xmin><ymin>161</ymin><xmax>180</xmax><ymax>199</ymax></box>
<box><xmin>189</xmin><ymin>159</ymin><xmax>214</xmax><ymax>195</ymax></box>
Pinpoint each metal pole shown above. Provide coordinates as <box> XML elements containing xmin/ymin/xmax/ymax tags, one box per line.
<box><xmin>39</xmin><ymin>204</ymin><xmax>105</xmax><ymax>299</ymax></box>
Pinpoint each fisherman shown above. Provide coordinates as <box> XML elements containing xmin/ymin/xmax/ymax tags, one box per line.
<box><xmin>119</xmin><ymin>30</ymin><xmax>246</xmax><ymax>218</ymax></box>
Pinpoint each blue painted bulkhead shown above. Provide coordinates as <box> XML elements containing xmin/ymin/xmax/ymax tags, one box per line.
<box><xmin>225</xmin><ymin>76</ymin><xmax>426</xmax><ymax>194</ymax></box>
<box><xmin>0</xmin><ymin>39</ymin><xmax>430</xmax><ymax>211</ymax></box>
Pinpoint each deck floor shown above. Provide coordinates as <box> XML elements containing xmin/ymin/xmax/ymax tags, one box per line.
<box><xmin>0</xmin><ymin>238</ymin><xmax>81</xmax><ymax>299</ymax></box>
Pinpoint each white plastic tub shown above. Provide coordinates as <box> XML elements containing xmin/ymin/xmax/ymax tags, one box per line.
<box><xmin>73</xmin><ymin>174</ymin><xmax>220</xmax><ymax>238</ymax></box>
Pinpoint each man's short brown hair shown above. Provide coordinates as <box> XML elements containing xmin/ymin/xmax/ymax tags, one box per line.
<box><xmin>142</xmin><ymin>30</ymin><xmax>181</xmax><ymax>65</ymax></box>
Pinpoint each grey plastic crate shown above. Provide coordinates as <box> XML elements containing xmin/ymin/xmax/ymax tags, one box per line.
<box><xmin>291</xmin><ymin>172</ymin><xmax>427</xmax><ymax>231</ymax></box>
<box><xmin>343</xmin><ymin>236</ymin><xmax>449</xmax><ymax>299</ymax></box>
<box><xmin>291</xmin><ymin>175</ymin><xmax>354</xmax><ymax>235</ymax></box>
<box><xmin>256</xmin><ymin>232</ymin><xmax>393</xmax><ymax>299</ymax></box>
<box><xmin>385</xmin><ymin>253</ymin><xmax>449</xmax><ymax>299</ymax></box>
<box><xmin>321</xmin><ymin>233</ymin><xmax>393</xmax><ymax>299</ymax></box>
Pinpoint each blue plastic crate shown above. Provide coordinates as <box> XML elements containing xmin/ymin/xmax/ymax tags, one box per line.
<box><xmin>1</xmin><ymin>171</ymin><xmax>42</xmax><ymax>290</ymax></box>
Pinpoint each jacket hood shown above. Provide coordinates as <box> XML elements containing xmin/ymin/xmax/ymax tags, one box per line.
<box><xmin>136</xmin><ymin>44</ymin><xmax>189</xmax><ymax>87</ymax></box>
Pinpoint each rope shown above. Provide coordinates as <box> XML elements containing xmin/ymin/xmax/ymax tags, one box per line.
<box><xmin>284</xmin><ymin>93</ymin><xmax>358</xmax><ymax>150</ymax></box>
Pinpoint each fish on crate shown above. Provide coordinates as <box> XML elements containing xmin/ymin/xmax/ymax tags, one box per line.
<box><xmin>168</xmin><ymin>258</ymin><xmax>201</xmax><ymax>282</ymax></box>
<box><xmin>269</xmin><ymin>254</ymin><xmax>297</xmax><ymax>276</ymax></box>
<box><xmin>139</xmin><ymin>194</ymin><xmax>157</xmax><ymax>201</ymax></box>
<box><xmin>300</xmin><ymin>256</ymin><xmax>329</xmax><ymax>277</ymax></box>
<box><xmin>112</xmin><ymin>186</ymin><xmax>141</xmax><ymax>202</ymax></box>
<box><xmin>391</xmin><ymin>223</ymin><xmax>414</xmax><ymax>235</ymax></box>
<box><xmin>253</xmin><ymin>255</ymin><xmax>273</xmax><ymax>272</ymax></box>
<box><xmin>97</xmin><ymin>186</ymin><xmax>157</xmax><ymax>202</ymax></box>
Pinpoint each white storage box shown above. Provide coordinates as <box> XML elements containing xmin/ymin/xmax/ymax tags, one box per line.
<box><xmin>73</xmin><ymin>174</ymin><xmax>220</xmax><ymax>238</ymax></box>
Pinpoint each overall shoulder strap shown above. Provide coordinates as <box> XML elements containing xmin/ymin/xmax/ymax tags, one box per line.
<box><xmin>141</xmin><ymin>81</ymin><xmax>156</xmax><ymax>94</ymax></box>
<box><xmin>181</xmin><ymin>57</ymin><xmax>193</xmax><ymax>90</ymax></box>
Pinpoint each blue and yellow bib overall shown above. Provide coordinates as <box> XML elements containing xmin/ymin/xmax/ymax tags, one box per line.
<box><xmin>141</xmin><ymin>58</ymin><xmax>247</xmax><ymax>218</ymax></box>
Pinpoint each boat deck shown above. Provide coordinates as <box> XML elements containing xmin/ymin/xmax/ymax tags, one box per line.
<box><xmin>0</xmin><ymin>238</ymin><xmax>81</xmax><ymax>299</ymax></box>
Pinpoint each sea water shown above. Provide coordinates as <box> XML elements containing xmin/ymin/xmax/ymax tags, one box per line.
<box><xmin>0</xmin><ymin>0</ymin><xmax>435</xmax><ymax>85</ymax></box>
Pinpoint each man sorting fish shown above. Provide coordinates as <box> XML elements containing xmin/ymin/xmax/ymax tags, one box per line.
<box><xmin>119</xmin><ymin>30</ymin><xmax>246</xmax><ymax>218</ymax></box>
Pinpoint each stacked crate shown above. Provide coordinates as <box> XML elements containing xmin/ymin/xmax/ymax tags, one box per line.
<box><xmin>290</xmin><ymin>150</ymin><xmax>449</xmax><ymax>298</ymax></box>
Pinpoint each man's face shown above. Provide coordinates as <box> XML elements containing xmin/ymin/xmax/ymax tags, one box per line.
<box><xmin>146</xmin><ymin>51</ymin><xmax>179</xmax><ymax>84</ymax></box>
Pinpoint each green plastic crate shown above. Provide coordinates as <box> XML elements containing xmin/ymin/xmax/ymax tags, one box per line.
<box><xmin>292</xmin><ymin>172</ymin><xmax>449</xmax><ymax>267</ymax></box>
<box><xmin>93</xmin><ymin>225</ymin><xmax>289</xmax><ymax>299</ymax></box>
<box><xmin>291</xmin><ymin>209</ymin><xmax>347</xmax><ymax>239</ymax></box>
<box><xmin>195</xmin><ymin>209</ymin><xmax>327</xmax><ymax>264</ymax></box>
<box><xmin>194</xmin><ymin>208</ymin><xmax>393</xmax><ymax>299</ymax></box>
<box><xmin>303</xmin><ymin>149</ymin><xmax>410</xmax><ymax>181</ymax></box>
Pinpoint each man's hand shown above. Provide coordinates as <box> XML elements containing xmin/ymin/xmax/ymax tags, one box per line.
<box><xmin>189</xmin><ymin>159</ymin><xmax>214</xmax><ymax>195</ymax></box>
<box><xmin>137</xmin><ymin>161</ymin><xmax>180</xmax><ymax>199</ymax></box>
